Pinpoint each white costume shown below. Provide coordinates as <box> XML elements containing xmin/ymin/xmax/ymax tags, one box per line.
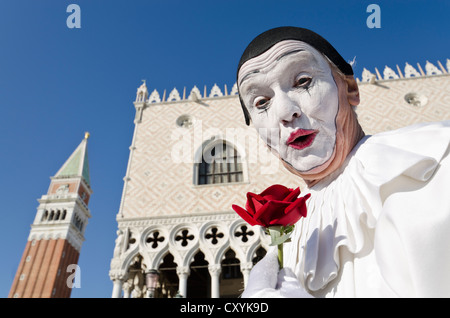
<box><xmin>237</xmin><ymin>27</ymin><xmax>450</xmax><ymax>298</ymax></box>
<box><xmin>279</xmin><ymin>120</ymin><xmax>450</xmax><ymax>297</ymax></box>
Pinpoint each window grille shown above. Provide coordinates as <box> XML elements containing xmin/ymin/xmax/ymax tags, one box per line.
<box><xmin>197</xmin><ymin>142</ymin><xmax>243</xmax><ymax>185</ymax></box>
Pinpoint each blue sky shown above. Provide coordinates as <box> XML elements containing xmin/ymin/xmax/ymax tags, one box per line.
<box><xmin>0</xmin><ymin>0</ymin><xmax>448</xmax><ymax>298</ymax></box>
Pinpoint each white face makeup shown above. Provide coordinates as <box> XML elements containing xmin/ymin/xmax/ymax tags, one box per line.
<box><xmin>238</xmin><ymin>40</ymin><xmax>339</xmax><ymax>173</ymax></box>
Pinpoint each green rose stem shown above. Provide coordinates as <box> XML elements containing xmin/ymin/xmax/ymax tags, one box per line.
<box><xmin>278</xmin><ymin>243</ymin><xmax>283</xmax><ymax>269</ymax></box>
<box><xmin>267</xmin><ymin>225</ymin><xmax>294</xmax><ymax>270</ymax></box>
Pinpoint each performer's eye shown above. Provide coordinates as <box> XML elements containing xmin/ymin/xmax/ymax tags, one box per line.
<box><xmin>295</xmin><ymin>76</ymin><xmax>312</xmax><ymax>88</ymax></box>
<box><xmin>254</xmin><ymin>96</ymin><xmax>271</xmax><ymax>108</ymax></box>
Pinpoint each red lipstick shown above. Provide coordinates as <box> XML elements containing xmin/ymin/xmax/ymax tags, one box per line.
<box><xmin>286</xmin><ymin>129</ymin><xmax>318</xmax><ymax>150</ymax></box>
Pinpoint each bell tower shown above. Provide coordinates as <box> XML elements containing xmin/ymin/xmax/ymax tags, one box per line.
<box><xmin>9</xmin><ymin>133</ymin><xmax>93</xmax><ymax>298</ymax></box>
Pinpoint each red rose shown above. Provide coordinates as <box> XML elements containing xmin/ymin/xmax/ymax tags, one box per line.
<box><xmin>232</xmin><ymin>184</ymin><xmax>310</xmax><ymax>228</ymax></box>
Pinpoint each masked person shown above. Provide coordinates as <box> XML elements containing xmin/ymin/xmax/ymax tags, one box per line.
<box><xmin>237</xmin><ymin>26</ymin><xmax>450</xmax><ymax>297</ymax></box>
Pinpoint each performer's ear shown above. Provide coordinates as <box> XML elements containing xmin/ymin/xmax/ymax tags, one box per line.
<box><xmin>345</xmin><ymin>75</ymin><xmax>360</xmax><ymax>106</ymax></box>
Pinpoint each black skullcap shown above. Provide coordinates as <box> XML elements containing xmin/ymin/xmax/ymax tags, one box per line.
<box><xmin>237</xmin><ymin>26</ymin><xmax>353</xmax><ymax>125</ymax></box>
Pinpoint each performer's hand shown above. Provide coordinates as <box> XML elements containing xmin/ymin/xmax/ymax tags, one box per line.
<box><xmin>241</xmin><ymin>247</ymin><xmax>313</xmax><ymax>298</ymax></box>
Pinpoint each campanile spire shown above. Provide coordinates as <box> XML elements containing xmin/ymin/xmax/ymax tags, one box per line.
<box><xmin>9</xmin><ymin>134</ymin><xmax>93</xmax><ymax>298</ymax></box>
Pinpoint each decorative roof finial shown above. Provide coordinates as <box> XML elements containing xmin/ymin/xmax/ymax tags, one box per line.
<box><xmin>84</xmin><ymin>132</ymin><xmax>90</xmax><ymax>139</ymax></box>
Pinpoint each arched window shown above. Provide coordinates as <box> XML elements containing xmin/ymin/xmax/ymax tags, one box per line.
<box><xmin>41</xmin><ymin>210</ymin><xmax>49</xmax><ymax>222</ymax></box>
<box><xmin>187</xmin><ymin>251</ymin><xmax>210</xmax><ymax>297</ymax></box>
<box><xmin>156</xmin><ymin>253</ymin><xmax>178</xmax><ymax>298</ymax></box>
<box><xmin>220</xmin><ymin>248</ymin><xmax>243</xmax><ymax>297</ymax></box>
<box><xmin>221</xmin><ymin>249</ymin><xmax>242</xmax><ymax>280</ymax></box>
<box><xmin>252</xmin><ymin>246</ymin><xmax>267</xmax><ymax>265</ymax></box>
<box><xmin>197</xmin><ymin>141</ymin><xmax>243</xmax><ymax>185</ymax></box>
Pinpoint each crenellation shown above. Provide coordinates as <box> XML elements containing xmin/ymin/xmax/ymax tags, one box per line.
<box><xmin>137</xmin><ymin>60</ymin><xmax>449</xmax><ymax>105</ymax></box>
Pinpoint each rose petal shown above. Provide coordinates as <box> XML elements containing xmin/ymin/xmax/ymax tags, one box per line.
<box><xmin>251</xmin><ymin>196</ymin><xmax>265</xmax><ymax>212</ymax></box>
<box><xmin>283</xmin><ymin>187</ymin><xmax>300</xmax><ymax>202</ymax></box>
<box><xmin>254</xmin><ymin>200</ymin><xmax>290</xmax><ymax>227</ymax></box>
<box><xmin>269</xmin><ymin>194</ymin><xmax>310</xmax><ymax>226</ymax></box>
<box><xmin>246</xmin><ymin>192</ymin><xmax>266</xmax><ymax>213</ymax></box>
<box><xmin>260</xmin><ymin>184</ymin><xmax>290</xmax><ymax>201</ymax></box>
<box><xmin>233</xmin><ymin>188</ymin><xmax>310</xmax><ymax>228</ymax></box>
<box><xmin>285</xmin><ymin>196</ymin><xmax>306</xmax><ymax>215</ymax></box>
<box><xmin>278</xmin><ymin>195</ymin><xmax>310</xmax><ymax>225</ymax></box>
<box><xmin>277</xmin><ymin>206</ymin><xmax>304</xmax><ymax>225</ymax></box>
<box><xmin>232</xmin><ymin>204</ymin><xmax>258</xmax><ymax>226</ymax></box>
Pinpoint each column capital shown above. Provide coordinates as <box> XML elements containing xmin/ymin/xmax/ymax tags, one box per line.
<box><xmin>208</xmin><ymin>264</ymin><xmax>222</xmax><ymax>276</ymax></box>
<box><xmin>109</xmin><ymin>269</ymin><xmax>128</xmax><ymax>281</ymax></box>
<box><xmin>176</xmin><ymin>266</ymin><xmax>190</xmax><ymax>277</ymax></box>
<box><xmin>240</xmin><ymin>262</ymin><xmax>253</xmax><ymax>271</ymax></box>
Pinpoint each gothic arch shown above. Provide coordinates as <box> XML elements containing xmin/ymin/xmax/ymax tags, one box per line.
<box><xmin>150</xmin><ymin>249</ymin><xmax>175</xmax><ymax>271</ymax></box>
<box><xmin>139</xmin><ymin>225</ymin><xmax>170</xmax><ymax>269</ymax></box>
<box><xmin>187</xmin><ymin>250</ymin><xmax>210</xmax><ymax>298</ymax></box>
<box><xmin>193</xmin><ymin>136</ymin><xmax>249</xmax><ymax>185</ymax></box>
<box><xmin>229</xmin><ymin>218</ymin><xmax>264</xmax><ymax>264</ymax></box>
<box><xmin>198</xmin><ymin>221</ymin><xmax>229</xmax><ymax>265</ymax></box>
<box><xmin>220</xmin><ymin>248</ymin><xmax>242</xmax><ymax>278</ymax></box>
<box><xmin>169</xmin><ymin>223</ymin><xmax>200</xmax><ymax>268</ymax></box>
<box><xmin>194</xmin><ymin>135</ymin><xmax>248</xmax><ymax>164</ymax></box>
<box><xmin>246</xmin><ymin>238</ymin><xmax>270</xmax><ymax>264</ymax></box>
<box><xmin>120</xmin><ymin>246</ymin><xmax>142</xmax><ymax>276</ymax></box>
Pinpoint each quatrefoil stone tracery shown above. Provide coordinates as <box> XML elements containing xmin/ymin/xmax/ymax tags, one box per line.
<box><xmin>205</xmin><ymin>227</ymin><xmax>224</xmax><ymax>245</ymax></box>
<box><xmin>234</xmin><ymin>225</ymin><xmax>254</xmax><ymax>243</ymax></box>
<box><xmin>175</xmin><ymin>229</ymin><xmax>195</xmax><ymax>247</ymax></box>
<box><xmin>146</xmin><ymin>231</ymin><xmax>165</xmax><ymax>249</ymax></box>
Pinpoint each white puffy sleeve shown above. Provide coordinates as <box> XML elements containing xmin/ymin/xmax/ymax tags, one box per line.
<box><xmin>286</xmin><ymin>121</ymin><xmax>450</xmax><ymax>297</ymax></box>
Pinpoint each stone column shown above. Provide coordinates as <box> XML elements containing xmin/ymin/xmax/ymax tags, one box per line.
<box><xmin>240</xmin><ymin>262</ymin><xmax>253</xmax><ymax>288</ymax></box>
<box><xmin>110</xmin><ymin>270</ymin><xmax>127</xmax><ymax>298</ymax></box>
<box><xmin>111</xmin><ymin>279</ymin><xmax>123</xmax><ymax>298</ymax></box>
<box><xmin>209</xmin><ymin>264</ymin><xmax>221</xmax><ymax>298</ymax></box>
<box><xmin>176</xmin><ymin>266</ymin><xmax>190</xmax><ymax>298</ymax></box>
<box><xmin>122</xmin><ymin>280</ymin><xmax>132</xmax><ymax>298</ymax></box>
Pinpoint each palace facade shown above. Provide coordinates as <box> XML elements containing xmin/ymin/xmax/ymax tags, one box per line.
<box><xmin>109</xmin><ymin>59</ymin><xmax>450</xmax><ymax>298</ymax></box>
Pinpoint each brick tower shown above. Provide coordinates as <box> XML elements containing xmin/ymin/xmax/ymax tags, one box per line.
<box><xmin>9</xmin><ymin>133</ymin><xmax>93</xmax><ymax>298</ymax></box>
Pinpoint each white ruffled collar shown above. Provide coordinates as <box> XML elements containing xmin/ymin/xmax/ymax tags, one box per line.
<box><xmin>286</xmin><ymin>121</ymin><xmax>450</xmax><ymax>295</ymax></box>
